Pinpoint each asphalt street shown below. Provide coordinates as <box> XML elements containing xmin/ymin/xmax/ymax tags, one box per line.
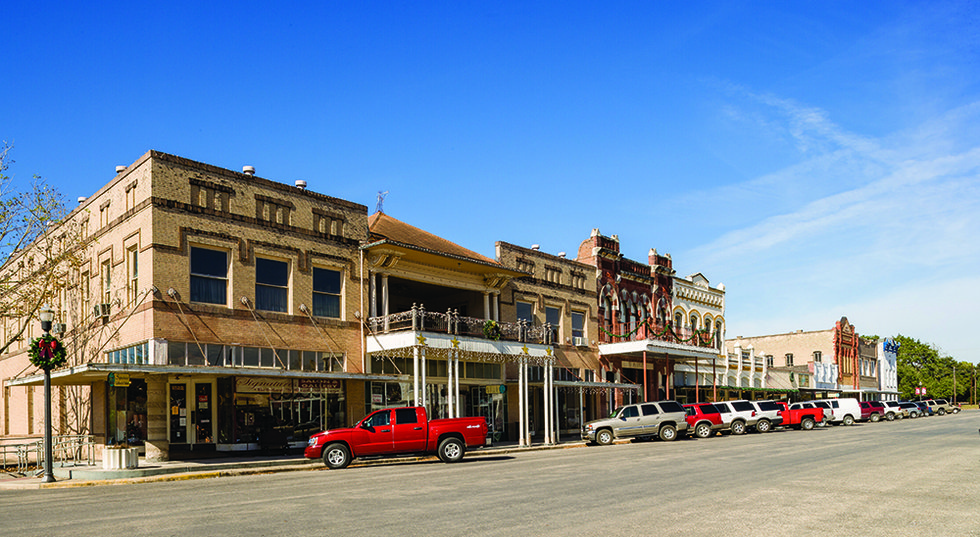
<box><xmin>1</xmin><ymin>412</ymin><xmax>978</xmax><ymax>537</ymax></box>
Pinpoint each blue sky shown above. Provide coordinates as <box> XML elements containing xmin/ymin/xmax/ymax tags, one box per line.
<box><xmin>4</xmin><ymin>2</ymin><xmax>979</xmax><ymax>363</ymax></box>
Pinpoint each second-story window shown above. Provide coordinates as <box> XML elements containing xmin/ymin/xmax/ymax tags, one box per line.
<box><xmin>546</xmin><ymin>305</ymin><xmax>561</xmax><ymax>342</ymax></box>
<box><xmin>785</xmin><ymin>353</ymin><xmax>794</xmax><ymax>367</ymax></box>
<box><xmin>101</xmin><ymin>260</ymin><xmax>111</xmax><ymax>305</ymax></box>
<box><xmin>313</xmin><ymin>267</ymin><xmax>341</xmax><ymax>318</ymax></box>
<box><xmin>255</xmin><ymin>258</ymin><xmax>288</xmax><ymax>312</ymax></box>
<box><xmin>571</xmin><ymin>311</ymin><xmax>585</xmax><ymax>344</ymax></box>
<box><xmin>813</xmin><ymin>351</ymin><xmax>822</xmax><ymax>363</ymax></box>
<box><xmin>190</xmin><ymin>246</ymin><xmax>228</xmax><ymax>305</ymax></box>
<box><xmin>127</xmin><ymin>247</ymin><xmax>139</xmax><ymax>305</ymax></box>
<box><xmin>766</xmin><ymin>355</ymin><xmax>774</xmax><ymax>368</ymax></box>
<box><xmin>516</xmin><ymin>301</ymin><xmax>533</xmax><ymax>323</ymax></box>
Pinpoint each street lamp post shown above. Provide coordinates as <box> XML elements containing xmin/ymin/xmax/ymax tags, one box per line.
<box><xmin>39</xmin><ymin>304</ymin><xmax>56</xmax><ymax>483</ymax></box>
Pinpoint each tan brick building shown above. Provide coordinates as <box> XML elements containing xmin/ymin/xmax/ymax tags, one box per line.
<box><xmin>3</xmin><ymin>151</ymin><xmax>373</xmax><ymax>460</ymax></box>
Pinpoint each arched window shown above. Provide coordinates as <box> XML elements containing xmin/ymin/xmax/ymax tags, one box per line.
<box><xmin>690</xmin><ymin>314</ymin><xmax>700</xmax><ymax>332</ymax></box>
<box><xmin>674</xmin><ymin>312</ymin><xmax>683</xmax><ymax>328</ymax></box>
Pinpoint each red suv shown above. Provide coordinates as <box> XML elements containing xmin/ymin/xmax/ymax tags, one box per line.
<box><xmin>684</xmin><ymin>403</ymin><xmax>726</xmax><ymax>439</ymax></box>
<box><xmin>859</xmin><ymin>401</ymin><xmax>886</xmax><ymax>422</ymax></box>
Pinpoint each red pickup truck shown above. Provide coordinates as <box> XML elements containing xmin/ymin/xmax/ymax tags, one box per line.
<box><xmin>304</xmin><ymin>407</ymin><xmax>488</xmax><ymax>469</ymax></box>
<box><xmin>775</xmin><ymin>402</ymin><xmax>826</xmax><ymax>430</ymax></box>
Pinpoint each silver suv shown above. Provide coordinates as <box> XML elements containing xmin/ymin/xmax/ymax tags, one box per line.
<box><xmin>583</xmin><ymin>400</ymin><xmax>689</xmax><ymax>444</ymax></box>
<box><xmin>714</xmin><ymin>400</ymin><xmax>760</xmax><ymax>435</ymax></box>
<box><xmin>749</xmin><ymin>400</ymin><xmax>785</xmax><ymax>432</ymax></box>
<box><xmin>924</xmin><ymin>399</ymin><xmax>959</xmax><ymax>415</ymax></box>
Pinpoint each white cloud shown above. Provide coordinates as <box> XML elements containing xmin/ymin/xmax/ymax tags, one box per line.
<box><xmin>684</xmin><ymin>94</ymin><xmax>980</xmax><ymax>364</ymax></box>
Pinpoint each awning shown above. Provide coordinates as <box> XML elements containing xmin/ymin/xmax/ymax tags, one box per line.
<box><xmin>5</xmin><ymin>363</ymin><xmax>400</xmax><ymax>387</ymax></box>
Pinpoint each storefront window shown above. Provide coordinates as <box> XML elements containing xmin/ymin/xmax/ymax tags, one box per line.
<box><xmin>108</xmin><ymin>378</ymin><xmax>148</xmax><ymax>446</ymax></box>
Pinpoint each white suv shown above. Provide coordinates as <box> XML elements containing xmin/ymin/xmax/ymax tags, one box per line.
<box><xmin>714</xmin><ymin>400</ymin><xmax>760</xmax><ymax>435</ymax></box>
<box><xmin>804</xmin><ymin>398</ymin><xmax>861</xmax><ymax>425</ymax></box>
<box><xmin>749</xmin><ymin>400</ymin><xmax>785</xmax><ymax>432</ymax></box>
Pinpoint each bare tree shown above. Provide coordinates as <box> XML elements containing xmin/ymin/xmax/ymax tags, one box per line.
<box><xmin>0</xmin><ymin>141</ymin><xmax>88</xmax><ymax>355</ymax></box>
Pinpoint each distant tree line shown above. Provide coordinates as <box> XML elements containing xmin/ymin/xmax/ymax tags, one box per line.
<box><xmin>894</xmin><ymin>335</ymin><xmax>976</xmax><ymax>404</ymax></box>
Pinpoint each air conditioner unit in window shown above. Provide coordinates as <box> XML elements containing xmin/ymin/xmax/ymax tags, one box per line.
<box><xmin>572</xmin><ymin>337</ymin><xmax>586</xmax><ymax>347</ymax></box>
<box><xmin>93</xmin><ymin>303</ymin><xmax>110</xmax><ymax>319</ymax></box>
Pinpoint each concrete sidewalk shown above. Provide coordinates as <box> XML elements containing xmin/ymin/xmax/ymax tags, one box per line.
<box><xmin>0</xmin><ymin>438</ymin><xmax>595</xmax><ymax>490</ymax></box>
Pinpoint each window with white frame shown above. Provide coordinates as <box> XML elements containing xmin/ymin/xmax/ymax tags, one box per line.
<box><xmin>312</xmin><ymin>266</ymin><xmax>341</xmax><ymax>318</ymax></box>
<box><xmin>100</xmin><ymin>260</ymin><xmax>111</xmax><ymax>305</ymax></box>
<box><xmin>127</xmin><ymin>247</ymin><xmax>139</xmax><ymax>305</ymax></box>
<box><xmin>255</xmin><ymin>257</ymin><xmax>289</xmax><ymax>312</ymax></box>
<box><xmin>786</xmin><ymin>353</ymin><xmax>794</xmax><ymax>367</ymax></box>
<box><xmin>571</xmin><ymin>311</ymin><xmax>585</xmax><ymax>345</ymax></box>
<box><xmin>190</xmin><ymin>246</ymin><xmax>228</xmax><ymax>305</ymax></box>
<box><xmin>813</xmin><ymin>351</ymin><xmax>822</xmax><ymax>363</ymax></box>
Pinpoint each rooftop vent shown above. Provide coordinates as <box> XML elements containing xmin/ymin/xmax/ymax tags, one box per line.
<box><xmin>77</xmin><ymin>197</ymin><xmax>87</xmax><ymax>204</ymax></box>
<box><xmin>115</xmin><ymin>165</ymin><xmax>127</xmax><ymax>174</ymax></box>
<box><xmin>295</xmin><ymin>180</ymin><xmax>307</xmax><ymax>190</ymax></box>
<box><xmin>531</xmin><ymin>244</ymin><xmax>540</xmax><ymax>250</ymax></box>
<box><xmin>242</xmin><ymin>166</ymin><xmax>255</xmax><ymax>176</ymax></box>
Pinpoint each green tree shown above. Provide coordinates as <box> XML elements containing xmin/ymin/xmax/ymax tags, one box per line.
<box><xmin>895</xmin><ymin>335</ymin><xmax>968</xmax><ymax>402</ymax></box>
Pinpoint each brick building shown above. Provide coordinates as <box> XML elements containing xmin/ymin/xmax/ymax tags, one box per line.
<box><xmin>3</xmin><ymin>151</ymin><xmax>372</xmax><ymax>460</ymax></box>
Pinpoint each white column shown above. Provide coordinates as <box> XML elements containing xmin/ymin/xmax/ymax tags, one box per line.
<box><xmin>421</xmin><ymin>346</ymin><xmax>427</xmax><ymax>410</ymax></box>
<box><xmin>413</xmin><ymin>345</ymin><xmax>420</xmax><ymax>406</ymax></box>
<box><xmin>483</xmin><ymin>292</ymin><xmax>491</xmax><ymax>320</ymax></box>
<box><xmin>454</xmin><ymin>355</ymin><xmax>461</xmax><ymax>418</ymax></box>
<box><xmin>447</xmin><ymin>348</ymin><xmax>454</xmax><ymax>419</ymax></box>
<box><xmin>493</xmin><ymin>293</ymin><xmax>499</xmax><ymax>321</ymax></box>
<box><xmin>544</xmin><ymin>363</ymin><xmax>552</xmax><ymax>444</ymax></box>
<box><xmin>369</xmin><ymin>272</ymin><xmax>377</xmax><ymax>317</ymax></box>
<box><xmin>382</xmin><ymin>274</ymin><xmax>390</xmax><ymax>332</ymax></box>
<box><xmin>518</xmin><ymin>360</ymin><xmax>526</xmax><ymax>446</ymax></box>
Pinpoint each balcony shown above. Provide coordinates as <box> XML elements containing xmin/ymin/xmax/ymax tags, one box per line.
<box><xmin>368</xmin><ymin>304</ymin><xmax>555</xmax><ymax>345</ymax></box>
<box><xmin>598</xmin><ymin>318</ymin><xmax>717</xmax><ymax>349</ymax></box>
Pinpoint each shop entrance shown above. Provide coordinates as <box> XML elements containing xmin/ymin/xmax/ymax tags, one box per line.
<box><xmin>169</xmin><ymin>380</ymin><xmax>216</xmax><ymax>454</ymax></box>
<box><xmin>468</xmin><ymin>385</ymin><xmax>506</xmax><ymax>442</ymax></box>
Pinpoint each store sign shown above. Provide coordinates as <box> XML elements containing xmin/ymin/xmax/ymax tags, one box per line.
<box><xmin>485</xmin><ymin>385</ymin><xmax>507</xmax><ymax>394</ymax></box>
<box><xmin>236</xmin><ymin>377</ymin><xmax>293</xmax><ymax>393</ymax></box>
<box><xmin>108</xmin><ymin>373</ymin><xmax>131</xmax><ymax>387</ymax></box>
<box><xmin>298</xmin><ymin>379</ymin><xmax>343</xmax><ymax>393</ymax></box>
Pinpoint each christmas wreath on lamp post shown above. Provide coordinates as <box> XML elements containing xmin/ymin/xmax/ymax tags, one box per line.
<box><xmin>29</xmin><ymin>334</ymin><xmax>67</xmax><ymax>371</ymax></box>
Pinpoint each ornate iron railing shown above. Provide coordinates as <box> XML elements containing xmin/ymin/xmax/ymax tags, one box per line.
<box><xmin>368</xmin><ymin>304</ymin><xmax>556</xmax><ymax>345</ymax></box>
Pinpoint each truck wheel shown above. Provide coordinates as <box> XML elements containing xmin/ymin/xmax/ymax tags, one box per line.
<box><xmin>843</xmin><ymin>415</ymin><xmax>855</xmax><ymax>426</ymax></box>
<box><xmin>870</xmin><ymin>413</ymin><xmax>880</xmax><ymax>423</ymax></box>
<box><xmin>937</xmin><ymin>408</ymin><xmax>946</xmax><ymax>416</ymax></box>
<box><xmin>596</xmin><ymin>429</ymin><xmax>614</xmax><ymax>445</ymax></box>
<box><xmin>438</xmin><ymin>437</ymin><xmax>465</xmax><ymax>463</ymax></box>
<box><xmin>322</xmin><ymin>443</ymin><xmax>351</xmax><ymax>469</ymax></box>
<box><xmin>731</xmin><ymin>420</ymin><xmax>746</xmax><ymax>435</ymax></box>
<box><xmin>801</xmin><ymin>417</ymin><xmax>815</xmax><ymax>431</ymax></box>
<box><xmin>756</xmin><ymin>419</ymin><xmax>772</xmax><ymax>433</ymax></box>
<box><xmin>695</xmin><ymin>422</ymin><xmax>712</xmax><ymax>438</ymax></box>
<box><xmin>886</xmin><ymin>412</ymin><xmax>895</xmax><ymax>421</ymax></box>
<box><xmin>659</xmin><ymin>425</ymin><xmax>677</xmax><ymax>441</ymax></box>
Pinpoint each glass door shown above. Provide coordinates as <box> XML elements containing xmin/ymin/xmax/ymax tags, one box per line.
<box><xmin>194</xmin><ymin>383</ymin><xmax>213</xmax><ymax>444</ymax></box>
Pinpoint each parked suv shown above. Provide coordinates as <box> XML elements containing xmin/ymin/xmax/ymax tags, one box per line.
<box><xmin>881</xmin><ymin>400</ymin><xmax>905</xmax><ymax>420</ymax></box>
<box><xmin>714</xmin><ymin>400</ymin><xmax>760</xmax><ymax>435</ymax></box>
<box><xmin>899</xmin><ymin>401</ymin><xmax>921</xmax><ymax>418</ymax></box>
<box><xmin>924</xmin><ymin>399</ymin><xmax>960</xmax><ymax>415</ymax></box>
<box><xmin>859</xmin><ymin>401</ymin><xmax>886</xmax><ymax>422</ymax></box>
<box><xmin>748</xmin><ymin>400</ymin><xmax>785</xmax><ymax>432</ymax></box>
<box><xmin>684</xmin><ymin>403</ymin><xmax>726</xmax><ymax>438</ymax></box>
<box><xmin>804</xmin><ymin>398</ymin><xmax>861</xmax><ymax>425</ymax></box>
<box><xmin>583</xmin><ymin>400</ymin><xmax>688</xmax><ymax>445</ymax></box>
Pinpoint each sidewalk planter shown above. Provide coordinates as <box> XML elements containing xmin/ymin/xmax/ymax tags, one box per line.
<box><xmin>102</xmin><ymin>447</ymin><xmax>139</xmax><ymax>470</ymax></box>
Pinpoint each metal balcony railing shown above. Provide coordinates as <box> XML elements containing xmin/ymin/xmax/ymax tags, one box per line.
<box><xmin>597</xmin><ymin>318</ymin><xmax>718</xmax><ymax>349</ymax></box>
<box><xmin>368</xmin><ymin>304</ymin><xmax>556</xmax><ymax>345</ymax></box>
